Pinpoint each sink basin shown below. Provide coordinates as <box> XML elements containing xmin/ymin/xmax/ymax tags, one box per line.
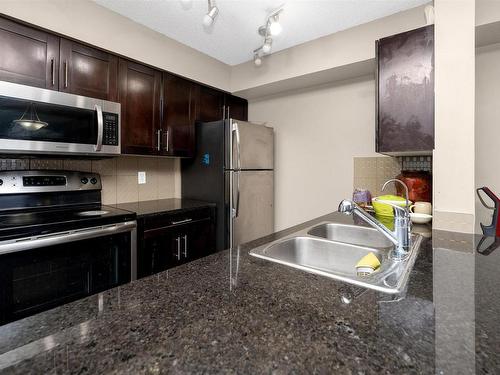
<box><xmin>250</xmin><ymin>221</ymin><xmax>422</xmax><ymax>294</ymax></box>
<box><xmin>307</xmin><ymin>223</ymin><xmax>393</xmax><ymax>248</ymax></box>
<box><xmin>254</xmin><ymin>236</ymin><xmax>385</xmax><ymax>278</ymax></box>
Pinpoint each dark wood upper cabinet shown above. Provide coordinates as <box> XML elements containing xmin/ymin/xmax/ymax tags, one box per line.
<box><xmin>162</xmin><ymin>73</ymin><xmax>196</xmax><ymax>157</ymax></box>
<box><xmin>59</xmin><ymin>39</ymin><xmax>118</xmax><ymax>101</ymax></box>
<box><xmin>0</xmin><ymin>17</ymin><xmax>59</xmax><ymax>90</ymax></box>
<box><xmin>0</xmin><ymin>15</ymin><xmax>250</xmax><ymax>158</ymax></box>
<box><xmin>376</xmin><ymin>25</ymin><xmax>434</xmax><ymax>155</ymax></box>
<box><xmin>118</xmin><ymin>59</ymin><xmax>162</xmax><ymax>155</ymax></box>
<box><xmin>196</xmin><ymin>85</ymin><xmax>224</xmax><ymax>122</ymax></box>
<box><xmin>225</xmin><ymin>95</ymin><xmax>248</xmax><ymax>121</ymax></box>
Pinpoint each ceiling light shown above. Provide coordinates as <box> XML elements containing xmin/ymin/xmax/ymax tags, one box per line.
<box><xmin>254</xmin><ymin>54</ymin><xmax>262</xmax><ymax>66</ymax></box>
<box><xmin>269</xmin><ymin>15</ymin><xmax>282</xmax><ymax>36</ymax></box>
<box><xmin>203</xmin><ymin>0</ymin><xmax>219</xmax><ymax>27</ymax></box>
<box><xmin>262</xmin><ymin>38</ymin><xmax>272</xmax><ymax>54</ymax></box>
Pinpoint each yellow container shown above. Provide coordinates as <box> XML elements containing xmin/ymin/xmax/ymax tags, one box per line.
<box><xmin>372</xmin><ymin>195</ymin><xmax>410</xmax><ymax>217</ymax></box>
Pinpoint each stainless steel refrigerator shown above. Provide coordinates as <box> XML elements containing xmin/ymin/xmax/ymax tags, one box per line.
<box><xmin>181</xmin><ymin>119</ymin><xmax>274</xmax><ymax>251</ymax></box>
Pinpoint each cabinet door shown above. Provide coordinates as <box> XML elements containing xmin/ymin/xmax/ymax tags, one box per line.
<box><xmin>119</xmin><ymin>59</ymin><xmax>161</xmax><ymax>155</ymax></box>
<box><xmin>184</xmin><ymin>218</ymin><xmax>215</xmax><ymax>261</ymax></box>
<box><xmin>141</xmin><ymin>227</ymin><xmax>175</xmax><ymax>276</ymax></box>
<box><xmin>225</xmin><ymin>95</ymin><xmax>248</xmax><ymax>121</ymax></box>
<box><xmin>0</xmin><ymin>17</ymin><xmax>59</xmax><ymax>90</ymax></box>
<box><xmin>376</xmin><ymin>25</ymin><xmax>434</xmax><ymax>154</ymax></box>
<box><xmin>162</xmin><ymin>73</ymin><xmax>196</xmax><ymax>157</ymax></box>
<box><xmin>196</xmin><ymin>85</ymin><xmax>224</xmax><ymax>122</ymax></box>
<box><xmin>59</xmin><ymin>39</ymin><xmax>118</xmax><ymax>101</ymax></box>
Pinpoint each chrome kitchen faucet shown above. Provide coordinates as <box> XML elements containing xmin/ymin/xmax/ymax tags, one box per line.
<box><xmin>338</xmin><ymin>179</ymin><xmax>412</xmax><ymax>260</ymax></box>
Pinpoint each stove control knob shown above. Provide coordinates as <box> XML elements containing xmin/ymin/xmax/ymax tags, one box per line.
<box><xmin>81</xmin><ymin>177</ymin><xmax>89</xmax><ymax>185</ymax></box>
<box><xmin>90</xmin><ymin>178</ymin><xmax>98</xmax><ymax>185</ymax></box>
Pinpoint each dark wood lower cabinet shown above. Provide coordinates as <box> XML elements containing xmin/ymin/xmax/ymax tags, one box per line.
<box><xmin>138</xmin><ymin>208</ymin><xmax>215</xmax><ymax>278</ymax></box>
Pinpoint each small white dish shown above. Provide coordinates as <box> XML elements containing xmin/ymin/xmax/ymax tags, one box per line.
<box><xmin>410</xmin><ymin>212</ymin><xmax>432</xmax><ymax>224</ymax></box>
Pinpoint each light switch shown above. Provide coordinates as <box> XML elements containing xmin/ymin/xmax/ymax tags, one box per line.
<box><xmin>138</xmin><ymin>171</ymin><xmax>146</xmax><ymax>184</ymax></box>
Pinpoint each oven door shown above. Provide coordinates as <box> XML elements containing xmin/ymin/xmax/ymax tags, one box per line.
<box><xmin>0</xmin><ymin>221</ymin><xmax>136</xmax><ymax>325</ymax></box>
<box><xmin>0</xmin><ymin>81</ymin><xmax>120</xmax><ymax>156</ymax></box>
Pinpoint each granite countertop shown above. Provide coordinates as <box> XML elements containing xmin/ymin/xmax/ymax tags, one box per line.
<box><xmin>0</xmin><ymin>212</ymin><xmax>499</xmax><ymax>374</ymax></box>
<box><xmin>113</xmin><ymin>198</ymin><xmax>215</xmax><ymax>218</ymax></box>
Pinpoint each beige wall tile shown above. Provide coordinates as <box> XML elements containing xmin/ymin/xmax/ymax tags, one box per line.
<box><xmin>3</xmin><ymin>155</ymin><xmax>178</xmax><ymax>204</ymax></box>
<box><xmin>116</xmin><ymin>175</ymin><xmax>139</xmax><ymax>203</ymax></box>
<box><xmin>101</xmin><ymin>175</ymin><xmax>117</xmax><ymax>205</ymax></box>
<box><xmin>63</xmin><ymin>159</ymin><xmax>92</xmax><ymax>172</ymax></box>
<box><xmin>116</xmin><ymin>156</ymin><xmax>138</xmax><ymax>176</ymax></box>
<box><xmin>30</xmin><ymin>159</ymin><xmax>64</xmax><ymax>170</ymax></box>
<box><xmin>0</xmin><ymin>159</ymin><xmax>29</xmax><ymax>170</ymax></box>
<box><xmin>92</xmin><ymin>158</ymin><xmax>116</xmax><ymax>176</ymax></box>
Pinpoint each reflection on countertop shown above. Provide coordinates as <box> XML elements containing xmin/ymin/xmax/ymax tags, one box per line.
<box><xmin>0</xmin><ymin>212</ymin><xmax>499</xmax><ymax>373</ymax></box>
<box><xmin>113</xmin><ymin>198</ymin><xmax>215</xmax><ymax>217</ymax></box>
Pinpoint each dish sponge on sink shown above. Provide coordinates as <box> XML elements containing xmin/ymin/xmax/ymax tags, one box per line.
<box><xmin>356</xmin><ymin>252</ymin><xmax>381</xmax><ymax>276</ymax></box>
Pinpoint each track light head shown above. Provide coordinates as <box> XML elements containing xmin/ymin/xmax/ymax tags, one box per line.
<box><xmin>203</xmin><ymin>1</ymin><xmax>218</xmax><ymax>27</ymax></box>
<box><xmin>269</xmin><ymin>15</ymin><xmax>282</xmax><ymax>36</ymax></box>
<box><xmin>262</xmin><ymin>38</ymin><xmax>272</xmax><ymax>54</ymax></box>
<box><xmin>254</xmin><ymin>53</ymin><xmax>262</xmax><ymax>66</ymax></box>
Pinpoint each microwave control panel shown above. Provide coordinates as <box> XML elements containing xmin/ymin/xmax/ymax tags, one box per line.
<box><xmin>103</xmin><ymin>113</ymin><xmax>119</xmax><ymax>146</ymax></box>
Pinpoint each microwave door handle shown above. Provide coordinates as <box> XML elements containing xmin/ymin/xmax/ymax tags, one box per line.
<box><xmin>95</xmin><ymin>104</ymin><xmax>103</xmax><ymax>151</ymax></box>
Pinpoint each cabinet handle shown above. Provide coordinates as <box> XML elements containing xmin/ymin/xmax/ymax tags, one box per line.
<box><xmin>171</xmin><ymin>218</ymin><xmax>192</xmax><ymax>225</ymax></box>
<box><xmin>164</xmin><ymin>129</ymin><xmax>169</xmax><ymax>153</ymax></box>
<box><xmin>50</xmin><ymin>58</ymin><xmax>55</xmax><ymax>86</ymax></box>
<box><xmin>183</xmin><ymin>234</ymin><xmax>188</xmax><ymax>258</ymax></box>
<box><xmin>156</xmin><ymin>129</ymin><xmax>162</xmax><ymax>151</ymax></box>
<box><xmin>175</xmin><ymin>236</ymin><xmax>181</xmax><ymax>260</ymax></box>
<box><xmin>64</xmin><ymin>60</ymin><xmax>68</xmax><ymax>88</ymax></box>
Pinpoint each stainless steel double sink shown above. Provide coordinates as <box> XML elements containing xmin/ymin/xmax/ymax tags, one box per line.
<box><xmin>250</xmin><ymin>221</ymin><xmax>422</xmax><ymax>294</ymax></box>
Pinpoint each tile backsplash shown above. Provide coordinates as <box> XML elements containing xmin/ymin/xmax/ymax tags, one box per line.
<box><xmin>353</xmin><ymin>156</ymin><xmax>401</xmax><ymax>197</ymax></box>
<box><xmin>0</xmin><ymin>156</ymin><xmax>180</xmax><ymax>205</ymax></box>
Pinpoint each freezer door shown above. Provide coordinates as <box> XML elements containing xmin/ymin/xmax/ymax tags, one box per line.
<box><xmin>232</xmin><ymin>170</ymin><xmax>274</xmax><ymax>247</ymax></box>
<box><xmin>228</xmin><ymin>120</ymin><xmax>274</xmax><ymax>170</ymax></box>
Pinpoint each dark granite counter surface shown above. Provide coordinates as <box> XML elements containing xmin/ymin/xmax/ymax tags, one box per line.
<box><xmin>0</xmin><ymin>212</ymin><xmax>499</xmax><ymax>374</ymax></box>
<box><xmin>114</xmin><ymin>198</ymin><xmax>215</xmax><ymax>218</ymax></box>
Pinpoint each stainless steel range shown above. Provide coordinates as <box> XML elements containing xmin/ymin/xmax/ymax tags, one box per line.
<box><xmin>0</xmin><ymin>170</ymin><xmax>136</xmax><ymax>325</ymax></box>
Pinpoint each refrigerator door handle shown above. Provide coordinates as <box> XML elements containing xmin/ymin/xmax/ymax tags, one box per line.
<box><xmin>232</xmin><ymin>121</ymin><xmax>241</xmax><ymax>170</ymax></box>
<box><xmin>235</xmin><ymin>171</ymin><xmax>241</xmax><ymax>218</ymax></box>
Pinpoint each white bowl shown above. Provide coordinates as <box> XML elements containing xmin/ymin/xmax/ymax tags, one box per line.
<box><xmin>410</xmin><ymin>213</ymin><xmax>432</xmax><ymax>224</ymax></box>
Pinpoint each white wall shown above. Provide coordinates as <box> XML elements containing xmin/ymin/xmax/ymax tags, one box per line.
<box><xmin>433</xmin><ymin>0</ymin><xmax>476</xmax><ymax>233</ymax></box>
<box><xmin>249</xmin><ymin>76</ymin><xmax>377</xmax><ymax>231</ymax></box>
<box><xmin>0</xmin><ymin>0</ymin><xmax>231</xmax><ymax>91</ymax></box>
<box><xmin>475</xmin><ymin>43</ymin><xmax>500</xmax><ymax>232</ymax></box>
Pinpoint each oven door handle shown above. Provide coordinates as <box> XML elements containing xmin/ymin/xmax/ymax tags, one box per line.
<box><xmin>94</xmin><ymin>104</ymin><xmax>104</xmax><ymax>152</ymax></box>
<box><xmin>0</xmin><ymin>221</ymin><xmax>137</xmax><ymax>256</ymax></box>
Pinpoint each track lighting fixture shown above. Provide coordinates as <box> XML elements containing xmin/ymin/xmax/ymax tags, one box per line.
<box><xmin>203</xmin><ymin>0</ymin><xmax>219</xmax><ymax>27</ymax></box>
<box><xmin>254</xmin><ymin>6</ymin><xmax>284</xmax><ymax>66</ymax></box>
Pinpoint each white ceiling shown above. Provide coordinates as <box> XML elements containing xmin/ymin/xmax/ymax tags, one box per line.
<box><xmin>93</xmin><ymin>0</ymin><xmax>429</xmax><ymax>66</ymax></box>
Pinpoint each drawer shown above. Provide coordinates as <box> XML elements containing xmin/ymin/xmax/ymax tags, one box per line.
<box><xmin>142</xmin><ymin>207</ymin><xmax>213</xmax><ymax>231</ymax></box>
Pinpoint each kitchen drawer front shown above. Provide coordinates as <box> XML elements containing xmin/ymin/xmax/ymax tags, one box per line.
<box><xmin>142</xmin><ymin>207</ymin><xmax>213</xmax><ymax>231</ymax></box>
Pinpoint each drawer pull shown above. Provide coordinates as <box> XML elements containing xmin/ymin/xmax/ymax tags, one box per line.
<box><xmin>171</xmin><ymin>218</ymin><xmax>192</xmax><ymax>225</ymax></box>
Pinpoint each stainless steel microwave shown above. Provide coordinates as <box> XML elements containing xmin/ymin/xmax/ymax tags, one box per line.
<box><xmin>0</xmin><ymin>81</ymin><xmax>120</xmax><ymax>156</ymax></box>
